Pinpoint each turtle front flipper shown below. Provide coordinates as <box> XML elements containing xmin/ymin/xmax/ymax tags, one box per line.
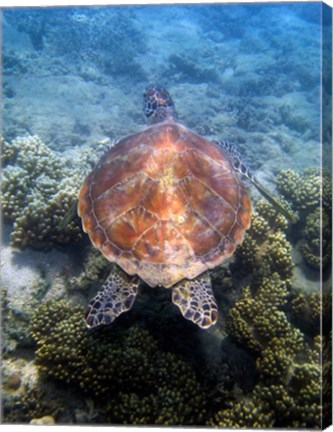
<box><xmin>217</xmin><ymin>140</ymin><xmax>295</xmax><ymax>222</ymax></box>
<box><xmin>86</xmin><ymin>268</ymin><xmax>140</xmax><ymax>328</ymax></box>
<box><xmin>172</xmin><ymin>273</ymin><xmax>218</xmax><ymax>329</ymax></box>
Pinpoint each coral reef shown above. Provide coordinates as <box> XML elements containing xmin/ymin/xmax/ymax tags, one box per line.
<box><xmin>209</xmin><ymin>194</ymin><xmax>322</xmax><ymax>429</ymax></box>
<box><xmin>289</xmin><ymin>291</ymin><xmax>321</xmax><ymax>336</ymax></box>
<box><xmin>166</xmin><ymin>53</ymin><xmax>219</xmax><ymax>84</ymax></box>
<box><xmin>4</xmin><ymin>8</ymin><xmax>146</xmax><ymax>79</ymax></box>
<box><xmin>235</xmin><ymin>199</ymin><xmax>293</xmax><ymax>281</ymax></box>
<box><xmin>1</xmin><ymin>285</ymin><xmax>36</xmax><ymax>354</ymax></box>
<box><xmin>1</xmin><ymin>135</ymin><xmax>106</xmax><ymax>250</ymax></box>
<box><xmin>226</xmin><ymin>273</ymin><xmax>295</xmax><ymax>353</ymax></box>
<box><xmin>276</xmin><ymin>168</ymin><xmax>323</xmax><ymax>211</ymax></box>
<box><xmin>4</xmin><ymin>9</ymin><xmax>47</xmax><ymax>50</ymax></box>
<box><xmin>208</xmin><ymin>341</ymin><xmax>321</xmax><ymax>429</ymax></box>
<box><xmin>301</xmin><ymin>207</ymin><xmax>331</xmax><ymax>269</ymax></box>
<box><xmin>2</xmin><ymin>381</ymin><xmax>73</xmax><ymax>424</ymax></box>
<box><xmin>211</xmin><ymin>275</ymin><xmax>321</xmax><ymax>428</ymax></box>
<box><xmin>275</xmin><ymin>168</ymin><xmax>332</xmax><ymax>269</ymax></box>
<box><xmin>1</xmin><ymin>3</ymin><xmax>327</xmax><ymax>427</ymax></box>
<box><xmin>323</xmin><ymin>331</ymin><xmax>332</xmax><ymax>423</ymax></box>
<box><xmin>30</xmin><ymin>300</ymin><xmax>206</xmax><ymax>425</ymax></box>
<box><xmin>69</xmin><ymin>248</ymin><xmax>110</xmax><ymax>290</ymax></box>
<box><xmin>322</xmin><ymin>291</ymin><xmax>332</xmax><ymax>426</ymax></box>
<box><xmin>3</xmin><ymin>168</ymin><xmax>325</xmax><ymax>427</ymax></box>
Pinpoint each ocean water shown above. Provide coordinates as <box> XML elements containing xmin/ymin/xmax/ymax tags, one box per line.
<box><xmin>1</xmin><ymin>2</ymin><xmax>332</xmax><ymax>427</ymax></box>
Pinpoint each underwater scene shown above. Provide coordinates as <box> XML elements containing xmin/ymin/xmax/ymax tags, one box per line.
<box><xmin>1</xmin><ymin>1</ymin><xmax>332</xmax><ymax>428</ymax></box>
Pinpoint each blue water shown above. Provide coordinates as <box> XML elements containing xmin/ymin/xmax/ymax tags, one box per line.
<box><xmin>2</xmin><ymin>3</ymin><xmax>324</xmax><ymax>176</ymax></box>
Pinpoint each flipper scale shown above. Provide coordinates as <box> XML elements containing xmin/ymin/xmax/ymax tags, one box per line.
<box><xmin>172</xmin><ymin>273</ymin><xmax>218</xmax><ymax>329</ymax></box>
<box><xmin>86</xmin><ymin>268</ymin><xmax>140</xmax><ymax>328</ymax></box>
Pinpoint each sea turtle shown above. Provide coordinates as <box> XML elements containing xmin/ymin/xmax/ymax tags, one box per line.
<box><xmin>78</xmin><ymin>86</ymin><xmax>287</xmax><ymax>330</ymax></box>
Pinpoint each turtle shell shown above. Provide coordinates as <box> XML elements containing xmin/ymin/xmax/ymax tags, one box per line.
<box><xmin>78</xmin><ymin>122</ymin><xmax>252</xmax><ymax>288</ymax></box>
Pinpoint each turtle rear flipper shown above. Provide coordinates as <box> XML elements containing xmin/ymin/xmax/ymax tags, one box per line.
<box><xmin>86</xmin><ymin>268</ymin><xmax>140</xmax><ymax>328</ymax></box>
<box><xmin>172</xmin><ymin>273</ymin><xmax>218</xmax><ymax>329</ymax></box>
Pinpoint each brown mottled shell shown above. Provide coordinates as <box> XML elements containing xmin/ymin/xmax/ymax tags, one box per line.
<box><xmin>78</xmin><ymin>122</ymin><xmax>252</xmax><ymax>288</ymax></box>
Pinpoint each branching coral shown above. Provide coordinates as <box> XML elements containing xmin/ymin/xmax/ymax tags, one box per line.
<box><xmin>30</xmin><ymin>300</ymin><xmax>206</xmax><ymax>425</ymax></box>
<box><xmin>276</xmin><ymin>168</ymin><xmax>332</xmax><ymax>221</ymax></box>
<box><xmin>289</xmin><ymin>292</ymin><xmax>321</xmax><ymax>336</ymax></box>
<box><xmin>275</xmin><ymin>168</ymin><xmax>332</xmax><ymax>270</ymax></box>
<box><xmin>275</xmin><ymin>168</ymin><xmax>321</xmax><ymax>211</ymax></box>
<box><xmin>236</xmin><ymin>199</ymin><xmax>294</xmax><ymax>280</ymax></box>
<box><xmin>211</xmin><ymin>270</ymin><xmax>321</xmax><ymax>428</ymax></box>
<box><xmin>211</xmin><ymin>188</ymin><xmax>322</xmax><ymax>428</ymax></box>
<box><xmin>226</xmin><ymin>273</ymin><xmax>296</xmax><ymax>354</ymax></box>
<box><xmin>2</xmin><ymin>135</ymin><xmax>105</xmax><ymax>250</ymax></box>
<box><xmin>301</xmin><ymin>207</ymin><xmax>331</xmax><ymax>269</ymax></box>
<box><xmin>207</xmin><ymin>394</ymin><xmax>274</xmax><ymax>428</ymax></box>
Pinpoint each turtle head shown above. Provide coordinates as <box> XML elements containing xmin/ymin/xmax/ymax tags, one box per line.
<box><xmin>143</xmin><ymin>86</ymin><xmax>177</xmax><ymax>124</ymax></box>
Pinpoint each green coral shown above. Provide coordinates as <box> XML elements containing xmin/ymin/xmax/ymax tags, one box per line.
<box><xmin>236</xmin><ymin>199</ymin><xmax>294</xmax><ymax>280</ymax></box>
<box><xmin>276</xmin><ymin>168</ymin><xmax>332</xmax><ymax>270</ymax></box>
<box><xmin>212</xmin><ymin>188</ymin><xmax>322</xmax><ymax>428</ymax></box>
<box><xmin>1</xmin><ymin>135</ymin><xmax>107</xmax><ymax>250</ymax></box>
<box><xmin>301</xmin><ymin>208</ymin><xmax>331</xmax><ymax>269</ymax></box>
<box><xmin>226</xmin><ymin>273</ymin><xmax>295</xmax><ymax>354</ymax></box>
<box><xmin>208</xmin><ymin>394</ymin><xmax>274</xmax><ymax>428</ymax></box>
<box><xmin>290</xmin><ymin>292</ymin><xmax>321</xmax><ymax>336</ymax></box>
<box><xmin>276</xmin><ymin>168</ymin><xmax>321</xmax><ymax>211</ymax></box>
<box><xmin>30</xmin><ymin>300</ymin><xmax>206</xmax><ymax>425</ymax></box>
<box><xmin>212</xmin><ymin>269</ymin><xmax>321</xmax><ymax>428</ymax></box>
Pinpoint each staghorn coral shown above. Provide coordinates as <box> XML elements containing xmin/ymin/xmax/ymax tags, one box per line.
<box><xmin>2</xmin><ymin>135</ymin><xmax>106</xmax><ymax>250</ymax></box>
<box><xmin>30</xmin><ymin>300</ymin><xmax>206</xmax><ymax>425</ymax></box>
